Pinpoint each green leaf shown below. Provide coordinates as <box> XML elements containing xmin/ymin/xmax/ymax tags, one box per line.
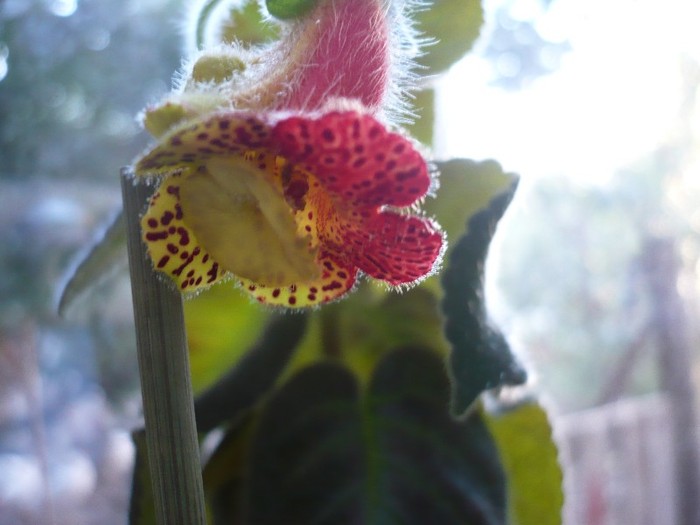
<box><xmin>427</xmin><ymin>159</ymin><xmax>515</xmax><ymax>254</ymax></box>
<box><xmin>129</xmin><ymin>430</ymin><xmax>157</xmax><ymax>525</ymax></box>
<box><xmin>57</xmin><ymin>211</ymin><xmax>126</xmax><ymax>316</ymax></box>
<box><xmin>196</xmin><ymin>0</ymin><xmax>279</xmax><ymax>49</ymax></box>
<box><xmin>202</xmin><ymin>415</ymin><xmax>258</xmax><ymax>524</ymax></box>
<box><xmin>240</xmin><ymin>347</ymin><xmax>507</xmax><ymax>524</ymax></box>
<box><xmin>440</xmin><ymin>174</ymin><xmax>527</xmax><ymax>417</ymax></box>
<box><xmin>486</xmin><ymin>403</ymin><xmax>564</xmax><ymax>525</ymax></box>
<box><xmin>416</xmin><ymin>0</ymin><xmax>484</xmax><ymax>76</ymax></box>
<box><xmin>194</xmin><ymin>312</ymin><xmax>308</xmax><ymax>433</ymax></box>
<box><xmin>220</xmin><ymin>0</ymin><xmax>279</xmax><ymax>45</ymax></box>
<box><xmin>266</xmin><ymin>0</ymin><xmax>319</xmax><ymax>19</ymax></box>
<box><xmin>184</xmin><ymin>283</ymin><xmax>268</xmax><ymax>393</ymax></box>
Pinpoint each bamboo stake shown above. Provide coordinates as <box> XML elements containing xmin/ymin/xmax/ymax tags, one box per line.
<box><xmin>121</xmin><ymin>169</ymin><xmax>207</xmax><ymax>525</ymax></box>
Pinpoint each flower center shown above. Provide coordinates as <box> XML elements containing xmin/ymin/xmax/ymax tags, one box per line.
<box><xmin>179</xmin><ymin>156</ymin><xmax>320</xmax><ymax>287</ymax></box>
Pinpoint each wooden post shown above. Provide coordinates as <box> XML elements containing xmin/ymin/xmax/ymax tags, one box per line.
<box><xmin>121</xmin><ymin>169</ymin><xmax>207</xmax><ymax>525</ymax></box>
<box><xmin>641</xmin><ymin>236</ymin><xmax>700</xmax><ymax>525</ymax></box>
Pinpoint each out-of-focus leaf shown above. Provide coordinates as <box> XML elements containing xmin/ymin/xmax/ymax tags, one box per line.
<box><xmin>194</xmin><ymin>312</ymin><xmax>308</xmax><ymax>433</ymax></box>
<box><xmin>129</xmin><ymin>429</ymin><xmax>157</xmax><ymax>525</ymax></box>
<box><xmin>266</xmin><ymin>0</ymin><xmax>319</xmax><ymax>19</ymax></box>
<box><xmin>202</xmin><ymin>416</ymin><xmax>257</xmax><ymax>524</ymax></box>
<box><xmin>426</xmin><ymin>159</ymin><xmax>515</xmax><ymax>253</ymax></box>
<box><xmin>407</xmin><ymin>88</ymin><xmax>435</xmax><ymax>146</ymax></box>
<box><xmin>220</xmin><ymin>0</ymin><xmax>279</xmax><ymax>45</ymax></box>
<box><xmin>441</xmin><ymin>176</ymin><xmax>527</xmax><ymax>417</ymax></box>
<box><xmin>57</xmin><ymin>211</ymin><xmax>126</xmax><ymax>316</ymax></box>
<box><xmin>487</xmin><ymin>403</ymin><xmax>563</xmax><ymax>525</ymax></box>
<box><xmin>416</xmin><ymin>0</ymin><xmax>484</xmax><ymax>76</ymax></box>
<box><xmin>196</xmin><ymin>0</ymin><xmax>279</xmax><ymax>50</ymax></box>
<box><xmin>421</xmin><ymin>159</ymin><xmax>516</xmax><ymax>297</ymax></box>
<box><xmin>184</xmin><ymin>283</ymin><xmax>268</xmax><ymax>393</ymax></box>
<box><xmin>240</xmin><ymin>347</ymin><xmax>507</xmax><ymax>525</ymax></box>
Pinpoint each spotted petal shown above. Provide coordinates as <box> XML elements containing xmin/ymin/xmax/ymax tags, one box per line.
<box><xmin>135</xmin><ymin>113</ymin><xmax>272</xmax><ymax>176</ymax></box>
<box><xmin>350</xmin><ymin>213</ymin><xmax>444</xmax><ymax>285</ymax></box>
<box><xmin>271</xmin><ymin>111</ymin><xmax>431</xmax><ymax>210</ymax></box>
<box><xmin>240</xmin><ymin>253</ymin><xmax>356</xmax><ymax>307</ymax></box>
<box><xmin>140</xmin><ymin>173</ymin><xmax>223</xmax><ymax>291</ymax></box>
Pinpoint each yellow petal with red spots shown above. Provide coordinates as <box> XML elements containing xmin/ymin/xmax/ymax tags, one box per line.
<box><xmin>135</xmin><ymin>113</ymin><xmax>271</xmax><ymax>176</ymax></box>
<box><xmin>180</xmin><ymin>157</ymin><xmax>319</xmax><ymax>287</ymax></box>
<box><xmin>240</xmin><ymin>253</ymin><xmax>357</xmax><ymax>307</ymax></box>
<box><xmin>141</xmin><ymin>173</ymin><xmax>223</xmax><ymax>291</ymax></box>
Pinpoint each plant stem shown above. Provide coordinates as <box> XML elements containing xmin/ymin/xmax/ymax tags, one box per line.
<box><xmin>121</xmin><ymin>169</ymin><xmax>207</xmax><ymax>525</ymax></box>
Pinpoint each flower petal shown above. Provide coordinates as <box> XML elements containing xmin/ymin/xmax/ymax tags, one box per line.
<box><xmin>239</xmin><ymin>253</ymin><xmax>357</xmax><ymax>307</ymax></box>
<box><xmin>135</xmin><ymin>113</ymin><xmax>271</xmax><ymax>176</ymax></box>
<box><xmin>348</xmin><ymin>212</ymin><xmax>444</xmax><ymax>285</ymax></box>
<box><xmin>180</xmin><ymin>158</ymin><xmax>319</xmax><ymax>287</ymax></box>
<box><xmin>271</xmin><ymin>111</ymin><xmax>431</xmax><ymax>210</ymax></box>
<box><xmin>141</xmin><ymin>173</ymin><xmax>223</xmax><ymax>291</ymax></box>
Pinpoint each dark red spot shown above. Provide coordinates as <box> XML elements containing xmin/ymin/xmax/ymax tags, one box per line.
<box><xmin>322</xmin><ymin>281</ymin><xmax>343</xmax><ymax>291</ymax></box>
<box><xmin>160</xmin><ymin>211</ymin><xmax>174</xmax><ymax>225</ymax></box>
<box><xmin>218</xmin><ymin>120</ymin><xmax>230</xmax><ymax>130</ymax></box>
<box><xmin>248</xmin><ymin>285</ymin><xmax>257</xmax><ymax>291</ymax></box>
<box><xmin>187</xmin><ymin>270</ymin><xmax>195</xmax><ymax>278</ymax></box>
<box><xmin>288</xmin><ymin>296</ymin><xmax>297</xmax><ymax>305</ymax></box>
<box><xmin>206</xmin><ymin>263</ymin><xmax>219</xmax><ymax>283</ymax></box>
<box><xmin>337</xmin><ymin>271</ymin><xmax>348</xmax><ymax>279</ymax></box>
<box><xmin>322</xmin><ymin>129</ymin><xmax>335</xmax><ymax>142</ymax></box>
<box><xmin>397</xmin><ymin>168</ymin><xmax>420</xmax><ymax>181</ymax></box>
<box><xmin>167</xmin><ymin>243</ymin><xmax>179</xmax><ymax>254</ymax></box>
<box><xmin>146</xmin><ymin>231</ymin><xmax>168</xmax><ymax>241</ymax></box>
<box><xmin>197</xmin><ymin>132</ymin><xmax>208</xmax><ymax>140</ymax></box>
<box><xmin>369</xmin><ymin>126</ymin><xmax>382</xmax><ymax>139</ymax></box>
<box><xmin>147</xmin><ymin>218</ymin><xmax>158</xmax><ymax>228</ymax></box>
<box><xmin>310</xmin><ymin>287</ymin><xmax>318</xmax><ymax>293</ymax></box>
<box><xmin>157</xmin><ymin>255</ymin><xmax>169</xmax><ymax>268</ymax></box>
<box><xmin>177</xmin><ymin>227</ymin><xmax>190</xmax><ymax>246</ymax></box>
<box><xmin>272</xmin><ymin>289</ymin><xmax>281</xmax><ymax>298</ymax></box>
<box><xmin>195</xmin><ymin>277</ymin><xmax>203</xmax><ymax>285</ymax></box>
<box><xmin>308</xmin><ymin>294</ymin><xmax>316</xmax><ymax>301</ymax></box>
<box><xmin>393</xmin><ymin>143</ymin><xmax>406</xmax><ymax>154</ymax></box>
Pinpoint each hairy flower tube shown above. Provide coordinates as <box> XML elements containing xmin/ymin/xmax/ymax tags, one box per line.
<box><xmin>135</xmin><ymin>109</ymin><xmax>444</xmax><ymax>307</ymax></box>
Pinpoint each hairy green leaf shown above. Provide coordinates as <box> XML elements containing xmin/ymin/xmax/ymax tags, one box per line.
<box><xmin>416</xmin><ymin>0</ymin><xmax>484</xmax><ymax>76</ymax></box>
<box><xmin>440</xmin><ymin>175</ymin><xmax>527</xmax><ymax>417</ymax></box>
<box><xmin>487</xmin><ymin>403</ymin><xmax>563</xmax><ymax>525</ymax></box>
<box><xmin>239</xmin><ymin>347</ymin><xmax>507</xmax><ymax>525</ymax></box>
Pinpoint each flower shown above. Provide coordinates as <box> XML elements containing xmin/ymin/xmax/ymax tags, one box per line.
<box><xmin>135</xmin><ymin>108</ymin><xmax>444</xmax><ymax>307</ymax></box>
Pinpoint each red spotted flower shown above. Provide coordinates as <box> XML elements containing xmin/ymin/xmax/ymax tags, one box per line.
<box><xmin>135</xmin><ymin>108</ymin><xmax>444</xmax><ymax>307</ymax></box>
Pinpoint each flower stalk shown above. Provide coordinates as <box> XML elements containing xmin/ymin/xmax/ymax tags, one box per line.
<box><xmin>121</xmin><ymin>170</ymin><xmax>206</xmax><ymax>525</ymax></box>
